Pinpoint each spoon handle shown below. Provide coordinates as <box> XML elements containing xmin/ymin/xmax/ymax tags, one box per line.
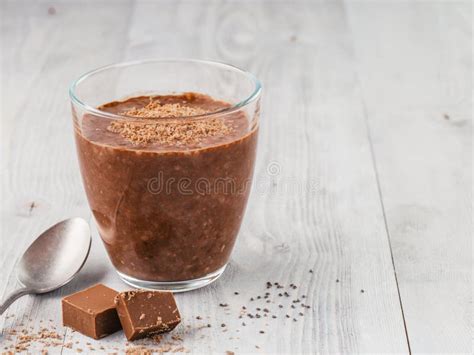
<box><xmin>0</xmin><ymin>287</ymin><xmax>32</xmax><ymax>315</ymax></box>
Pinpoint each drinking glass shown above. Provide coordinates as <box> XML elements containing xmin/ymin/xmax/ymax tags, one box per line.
<box><xmin>69</xmin><ymin>59</ymin><xmax>261</xmax><ymax>291</ymax></box>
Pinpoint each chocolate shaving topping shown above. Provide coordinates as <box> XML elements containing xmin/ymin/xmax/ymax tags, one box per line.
<box><xmin>106</xmin><ymin>96</ymin><xmax>232</xmax><ymax>146</ymax></box>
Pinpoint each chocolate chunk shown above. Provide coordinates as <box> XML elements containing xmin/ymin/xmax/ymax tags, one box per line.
<box><xmin>62</xmin><ymin>284</ymin><xmax>121</xmax><ymax>339</ymax></box>
<box><xmin>115</xmin><ymin>290</ymin><xmax>181</xmax><ymax>341</ymax></box>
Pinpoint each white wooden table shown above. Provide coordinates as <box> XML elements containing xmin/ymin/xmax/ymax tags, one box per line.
<box><xmin>1</xmin><ymin>1</ymin><xmax>471</xmax><ymax>353</ymax></box>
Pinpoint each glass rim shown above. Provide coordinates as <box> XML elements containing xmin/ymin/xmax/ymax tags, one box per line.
<box><xmin>69</xmin><ymin>58</ymin><xmax>262</xmax><ymax>121</ymax></box>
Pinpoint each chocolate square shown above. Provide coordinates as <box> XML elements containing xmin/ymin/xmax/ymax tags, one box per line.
<box><xmin>115</xmin><ymin>290</ymin><xmax>181</xmax><ymax>341</ymax></box>
<box><xmin>62</xmin><ymin>284</ymin><xmax>121</xmax><ymax>339</ymax></box>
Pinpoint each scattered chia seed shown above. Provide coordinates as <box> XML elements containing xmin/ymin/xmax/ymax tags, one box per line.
<box><xmin>192</xmin><ymin>279</ymin><xmax>311</xmax><ymax>336</ymax></box>
<box><xmin>361</xmin><ymin>289</ymin><xmax>365</xmax><ymax>293</ymax></box>
<box><xmin>309</xmin><ymin>269</ymin><xmax>313</xmax><ymax>273</ymax></box>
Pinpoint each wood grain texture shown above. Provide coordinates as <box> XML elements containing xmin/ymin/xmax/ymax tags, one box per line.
<box><xmin>0</xmin><ymin>1</ymin><xmax>134</xmax><ymax>353</ymax></box>
<box><xmin>345</xmin><ymin>1</ymin><xmax>472</xmax><ymax>352</ymax></box>
<box><xmin>0</xmin><ymin>0</ymin><xmax>470</xmax><ymax>353</ymax></box>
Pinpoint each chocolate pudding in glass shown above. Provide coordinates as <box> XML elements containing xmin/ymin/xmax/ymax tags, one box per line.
<box><xmin>70</xmin><ymin>60</ymin><xmax>261</xmax><ymax>291</ymax></box>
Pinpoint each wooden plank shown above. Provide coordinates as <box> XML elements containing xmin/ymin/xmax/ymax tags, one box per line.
<box><xmin>345</xmin><ymin>1</ymin><xmax>472</xmax><ymax>352</ymax></box>
<box><xmin>1</xmin><ymin>0</ymin><xmax>410</xmax><ymax>353</ymax></box>
<box><xmin>0</xmin><ymin>1</ymin><xmax>134</xmax><ymax>353</ymax></box>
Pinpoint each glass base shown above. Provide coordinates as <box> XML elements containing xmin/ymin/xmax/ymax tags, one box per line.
<box><xmin>116</xmin><ymin>264</ymin><xmax>227</xmax><ymax>292</ymax></box>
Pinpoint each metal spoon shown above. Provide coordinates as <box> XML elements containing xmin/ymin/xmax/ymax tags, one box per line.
<box><xmin>0</xmin><ymin>218</ymin><xmax>91</xmax><ymax>315</ymax></box>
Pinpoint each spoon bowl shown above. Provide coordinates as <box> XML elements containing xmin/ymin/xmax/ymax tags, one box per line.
<box><xmin>17</xmin><ymin>217</ymin><xmax>91</xmax><ymax>292</ymax></box>
<box><xmin>0</xmin><ymin>218</ymin><xmax>91</xmax><ymax>314</ymax></box>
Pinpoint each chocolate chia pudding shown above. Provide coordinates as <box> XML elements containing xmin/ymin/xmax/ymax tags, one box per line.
<box><xmin>74</xmin><ymin>93</ymin><xmax>258</xmax><ymax>283</ymax></box>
